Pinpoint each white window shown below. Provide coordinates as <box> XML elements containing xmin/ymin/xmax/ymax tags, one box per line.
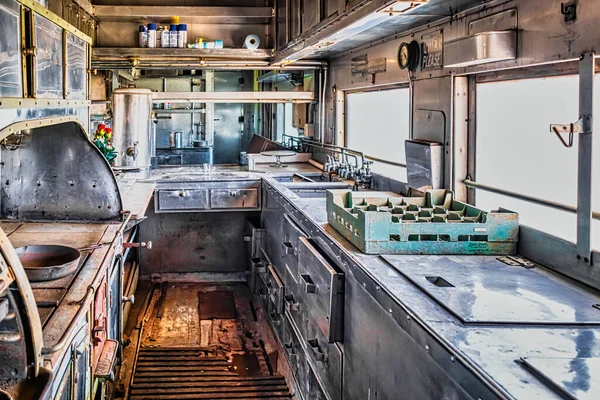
<box><xmin>475</xmin><ymin>75</ymin><xmax>600</xmax><ymax>250</ymax></box>
<box><xmin>345</xmin><ymin>87</ymin><xmax>410</xmax><ymax>181</ymax></box>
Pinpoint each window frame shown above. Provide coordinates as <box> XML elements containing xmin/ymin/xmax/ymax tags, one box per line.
<box><xmin>466</xmin><ymin>58</ymin><xmax>600</xmax><ymax>289</ymax></box>
<box><xmin>339</xmin><ymin>83</ymin><xmax>412</xmax><ymax>182</ymax></box>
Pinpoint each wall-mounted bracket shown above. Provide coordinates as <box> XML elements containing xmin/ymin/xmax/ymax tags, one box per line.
<box><xmin>549</xmin><ymin>115</ymin><xmax>591</xmax><ymax>148</ymax></box>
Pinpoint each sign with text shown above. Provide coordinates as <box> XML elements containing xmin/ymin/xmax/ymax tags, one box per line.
<box><xmin>421</xmin><ymin>30</ymin><xmax>443</xmax><ymax>70</ymax></box>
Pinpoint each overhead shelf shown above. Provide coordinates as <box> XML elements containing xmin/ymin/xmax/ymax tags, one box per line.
<box><xmin>151</xmin><ymin>91</ymin><xmax>314</xmax><ymax>104</ymax></box>
<box><xmin>93</xmin><ymin>47</ymin><xmax>273</xmax><ymax>61</ymax></box>
<box><xmin>93</xmin><ymin>6</ymin><xmax>274</xmax><ymax>24</ymax></box>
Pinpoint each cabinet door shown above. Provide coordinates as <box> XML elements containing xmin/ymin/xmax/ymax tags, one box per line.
<box><xmin>302</xmin><ymin>0</ymin><xmax>320</xmax><ymax>33</ymax></box>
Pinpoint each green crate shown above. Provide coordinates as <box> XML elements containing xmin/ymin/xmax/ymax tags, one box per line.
<box><xmin>326</xmin><ymin>189</ymin><xmax>518</xmax><ymax>255</ymax></box>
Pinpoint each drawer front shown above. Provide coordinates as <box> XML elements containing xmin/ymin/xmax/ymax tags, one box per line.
<box><xmin>210</xmin><ymin>188</ymin><xmax>258</xmax><ymax>209</ymax></box>
<box><xmin>282</xmin><ymin>214</ymin><xmax>307</xmax><ymax>280</ymax></box>
<box><xmin>266</xmin><ymin>264</ymin><xmax>285</xmax><ymax>315</ymax></box>
<box><xmin>297</xmin><ymin>237</ymin><xmax>344</xmax><ymax>342</ymax></box>
<box><xmin>157</xmin><ymin>189</ymin><xmax>209</xmax><ymax>211</ymax></box>
<box><xmin>283</xmin><ymin>313</ymin><xmax>310</xmax><ymax>397</ymax></box>
<box><xmin>305</xmin><ymin>321</ymin><xmax>343</xmax><ymax>400</ymax></box>
<box><xmin>244</xmin><ymin>218</ymin><xmax>265</xmax><ymax>259</ymax></box>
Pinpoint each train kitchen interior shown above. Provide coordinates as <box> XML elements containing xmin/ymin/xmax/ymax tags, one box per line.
<box><xmin>0</xmin><ymin>0</ymin><xmax>599</xmax><ymax>399</ymax></box>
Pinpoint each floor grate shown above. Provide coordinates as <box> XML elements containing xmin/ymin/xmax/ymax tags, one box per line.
<box><xmin>129</xmin><ymin>347</ymin><xmax>292</xmax><ymax>400</ymax></box>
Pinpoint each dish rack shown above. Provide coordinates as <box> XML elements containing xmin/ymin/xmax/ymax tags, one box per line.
<box><xmin>326</xmin><ymin>189</ymin><xmax>519</xmax><ymax>255</ymax></box>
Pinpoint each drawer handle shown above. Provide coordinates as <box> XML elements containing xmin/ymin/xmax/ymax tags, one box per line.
<box><xmin>307</xmin><ymin>338</ymin><xmax>327</xmax><ymax>363</ymax></box>
<box><xmin>229</xmin><ymin>190</ymin><xmax>240</xmax><ymax>197</ymax></box>
<box><xmin>300</xmin><ymin>274</ymin><xmax>316</xmax><ymax>293</ymax></box>
<box><xmin>178</xmin><ymin>191</ymin><xmax>188</xmax><ymax>197</ymax></box>
<box><xmin>284</xmin><ymin>295</ymin><xmax>299</xmax><ymax>312</ymax></box>
<box><xmin>282</xmin><ymin>241</ymin><xmax>294</xmax><ymax>255</ymax></box>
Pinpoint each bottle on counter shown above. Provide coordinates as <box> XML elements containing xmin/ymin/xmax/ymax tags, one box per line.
<box><xmin>159</xmin><ymin>26</ymin><xmax>170</xmax><ymax>48</ymax></box>
<box><xmin>169</xmin><ymin>24</ymin><xmax>178</xmax><ymax>48</ymax></box>
<box><xmin>138</xmin><ymin>25</ymin><xmax>148</xmax><ymax>47</ymax></box>
<box><xmin>177</xmin><ymin>24</ymin><xmax>187</xmax><ymax>48</ymax></box>
<box><xmin>147</xmin><ymin>23</ymin><xmax>157</xmax><ymax>48</ymax></box>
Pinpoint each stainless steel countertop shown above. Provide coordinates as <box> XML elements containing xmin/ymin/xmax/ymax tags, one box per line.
<box><xmin>260</xmin><ymin>173</ymin><xmax>600</xmax><ymax>400</ymax></box>
<box><xmin>120</xmin><ymin>163</ymin><xmax>600</xmax><ymax>399</ymax></box>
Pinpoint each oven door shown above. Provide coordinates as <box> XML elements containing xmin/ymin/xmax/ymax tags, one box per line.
<box><xmin>51</xmin><ymin>322</ymin><xmax>91</xmax><ymax>400</ymax></box>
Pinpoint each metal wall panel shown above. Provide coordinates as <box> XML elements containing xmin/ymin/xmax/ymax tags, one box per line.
<box><xmin>140</xmin><ymin>198</ymin><xmax>260</xmax><ymax>274</ymax></box>
<box><xmin>0</xmin><ymin>0</ymin><xmax>22</xmax><ymax>98</ymax></box>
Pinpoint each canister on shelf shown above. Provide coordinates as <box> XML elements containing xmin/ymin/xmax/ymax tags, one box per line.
<box><xmin>147</xmin><ymin>23</ymin><xmax>157</xmax><ymax>48</ymax></box>
<box><xmin>169</xmin><ymin>24</ymin><xmax>178</xmax><ymax>48</ymax></box>
<box><xmin>159</xmin><ymin>26</ymin><xmax>170</xmax><ymax>48</ymax></box>
<box><xmin>138</xmin><ymin>25</ymin><xmax>147</xmax><ymax>47</ymax></box>
<box><xmin>177</xmin><ymin>24</ymin><xmax>187</xmax><ymax>48</ymax></box>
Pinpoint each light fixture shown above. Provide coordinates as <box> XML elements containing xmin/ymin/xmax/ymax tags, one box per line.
<box><xmin>378</xmin><ymin>1</ymin><xmax>429</xmax><ymax>16</ymax></box>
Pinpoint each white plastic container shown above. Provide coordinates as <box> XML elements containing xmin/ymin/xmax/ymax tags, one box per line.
<box><xmin>138</xmin><ymin>25</ymin><xmax>147</xmax><ymax>47</ymax></box>
<box><xmin>147</xmin><ymin>23</ymin><xmax>157</xmax><ymax>48</ymax></box>
<box><xmin>159</xmin><ymin>26</ymin><xmax>170</xmax><ymax>48</ymax></box>
<box><xmin>169</xmin><ymin>24</ymin><xmax>178</xmax><ymax>48</ymax></box>
<box><xmin>177</xmin><ymin>24</ymin><xmax>187</xmax><ymax>48</ymax></box>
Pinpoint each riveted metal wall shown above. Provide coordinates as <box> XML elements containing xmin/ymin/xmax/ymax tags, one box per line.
<box><xmin>327</xmin><ymin>0</ymin><xmax>600</xmax><ymax>185</ymax></box>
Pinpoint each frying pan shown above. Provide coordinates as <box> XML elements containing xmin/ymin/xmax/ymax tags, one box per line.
<box><xmin>15</xmin><ymin>245</ymin><xmax>83</xmax><ymax>282</ymax></box>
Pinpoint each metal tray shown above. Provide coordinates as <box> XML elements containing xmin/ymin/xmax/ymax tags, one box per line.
<box><xmin>382</xmin><ymin>255</ymin><xmax>600</xmax><ymax>325</ymax></box>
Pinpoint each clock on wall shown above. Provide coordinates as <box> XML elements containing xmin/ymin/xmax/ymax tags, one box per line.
<box><xmin>398</xmin><ymin>40</ymin><xmax>420</xmax><ymax>71</ymax></box>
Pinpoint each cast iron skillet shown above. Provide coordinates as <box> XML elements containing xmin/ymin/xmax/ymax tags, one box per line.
<box><xmin>15</xmin><ymin>245</ymin><xmax>82</xmax><ymax>282</ymax></box>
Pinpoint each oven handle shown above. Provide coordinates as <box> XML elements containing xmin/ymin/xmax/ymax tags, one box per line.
<box><xmin>42</xmin><ymin>287</ymin><xmax>94</xmax><ymax>355</ymax></box>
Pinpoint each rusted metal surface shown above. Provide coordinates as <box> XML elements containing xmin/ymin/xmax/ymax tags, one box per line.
<box><xmin>118</xmin><ymin>282</ymin><xmax>294</xmax><ymax>399</ymax></box>
<box><xmin>6</xmin><ymin>223</ymin><xmax>109</xmax><ymax>249</ymax></box>
<box><xmin>199</xmin><ymin>290</ymin><xmax>237</xmax><ymax>320</ymax></box>
<box><xmin>94</xmin><ymin>339</ymin><xmax>119</xmax><ymax>382</ymax></box>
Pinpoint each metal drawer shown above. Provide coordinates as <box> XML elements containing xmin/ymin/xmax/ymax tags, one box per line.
<box><xmin>305</xmin><ymin>320</ymin><xmax>343</xmax><ymax>400</ymax></box>
<box><xmin>297</xmin><ymin>237</ymin><xmax>344</xmax><ymax>343</ymax></box>
<box><xmin>282</xmin><ymin>214</ymin><xmax>307</xmax><ymax>280</ymax></box>
<box><xmin>244</xmin><ymin>217</ymin><xmax>265</xmax><ymax>259</ymax></box>
<box><xmin>210</xmin><ymin>188</ymin><xmax>258</xmax><ymax>209</ymax></box>
<box><xmin>283</xmin><ymin>313</ymin><xmax>310</xmax><ymax>397</ymax></box>
<box><xmin>156</xmin><ymin>189</ymin><xmax>209</xmax><ymax>211</ymax></box>
<box><xmin>265</xmin><ymin>265</ymin><xmax>285</xmax><ymax>315</ymax></box>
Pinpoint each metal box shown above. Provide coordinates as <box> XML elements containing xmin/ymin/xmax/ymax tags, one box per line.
<box><xmin>327</xmin><ymin>189</ymin><xmax>519</xmax><ymax>255</ymax></box>
<box><xmin>443</xmin><ymin>31</ymin><xmax>517</xmax><ymax>68</ymax></box>
<box><xmin>405</xmin><ymin>139</ymin><xmax>443</xmax><ymax>191</ymax></box>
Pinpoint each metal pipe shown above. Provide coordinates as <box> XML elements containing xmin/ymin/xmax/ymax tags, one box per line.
<box><xmin>41</xmin><ymin>287</ymin><xmax>94</xmax><ymax>355</ymax></box>
<box><xmin>463</xmin><ymin>179</ymin><xmax>600</xmax><ymax>220</ymax></box>
<box><xmin>320</xmin><ymin>65</ymin><xmax>328</xmax><ymax>142</ymax></box>
<box><xmin>364</xmin><ymin>155</ymin><xmax>406</xmax><ymax>168</ymax></box>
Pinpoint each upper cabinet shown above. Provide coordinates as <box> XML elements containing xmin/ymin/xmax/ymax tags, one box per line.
<box><xmin>0</xmin><ymin>0</ymin><xmax>92</xmax><ymax>102</ymax></box>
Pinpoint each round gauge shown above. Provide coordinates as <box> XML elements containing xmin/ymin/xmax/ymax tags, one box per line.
<box><xmin>398</xmin><ymin>42</ymin><xmax>410</xmax><ymax>69</ymax></box>
<box><xmin>398</xmin><ymin>40</ymin><xmax>420</xmax><ymax>71</ymax></box>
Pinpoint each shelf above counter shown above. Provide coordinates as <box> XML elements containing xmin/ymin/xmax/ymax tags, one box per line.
<box><xmin>93</xmin><ymin>6</ymin><xmax>274</xmax><ymax>24</ymax></box>
<box><xmin>92</xmin><ymin>47</ymin><xmax>275</xmax><ymax>70</ymax></box>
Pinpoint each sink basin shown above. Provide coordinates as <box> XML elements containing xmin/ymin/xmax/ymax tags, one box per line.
<box><xmin>159</xmin><ymin>172</ymin><xmax>249</xmax><ymax>181</ymax></box>
<box><xmin>273</xmin><ymin>173</ymin><xmax>344</xmax><ymax>183</ymax></box>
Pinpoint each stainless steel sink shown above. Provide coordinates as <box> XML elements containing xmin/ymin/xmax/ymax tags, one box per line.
<box><xmin>159</xmin><ymin>172</ymin><xmax>249</xmax><ymax>181</ymax></box>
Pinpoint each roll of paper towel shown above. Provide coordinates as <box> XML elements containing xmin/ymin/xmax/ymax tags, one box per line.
<box><xmin>243</xmin><ymin>34</ymin><xmax>260</xmax><ymax>49</ymax></box>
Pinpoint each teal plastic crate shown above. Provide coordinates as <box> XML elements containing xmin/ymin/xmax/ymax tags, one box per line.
<box><xmin>326</xmin><ymin>189</ymin><xmax>518</xmax><ymax>255</ymax></box>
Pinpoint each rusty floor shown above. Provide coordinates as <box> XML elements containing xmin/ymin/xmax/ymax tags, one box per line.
<box><xmin>117</xmin><ymin>281</ymin><xmax>294</xmax><ymax>400</ymax></box>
